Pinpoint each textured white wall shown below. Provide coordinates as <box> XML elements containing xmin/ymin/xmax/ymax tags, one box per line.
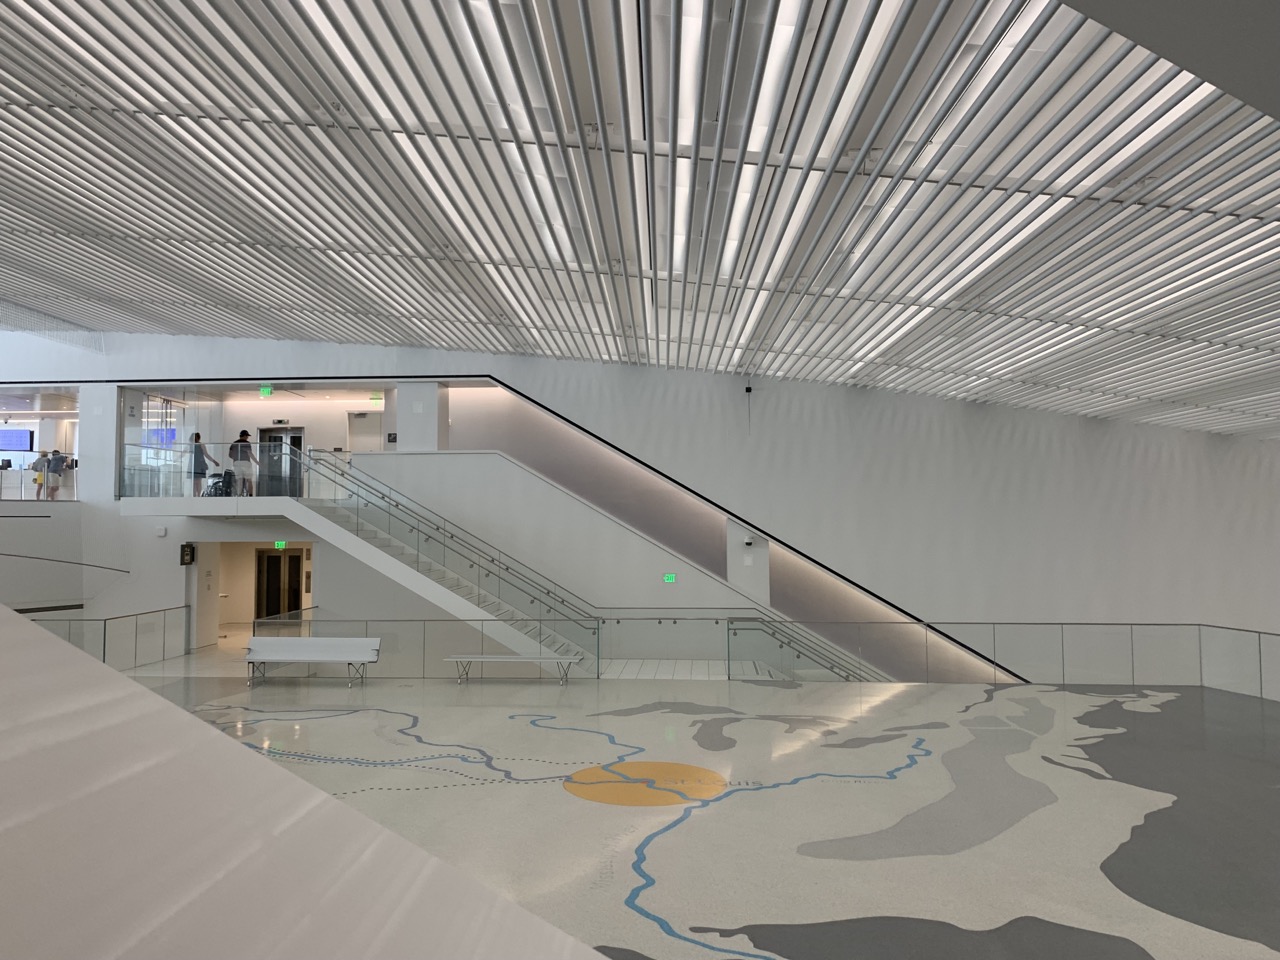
<box><xmin>7</xmin><ymin>330</ymin><xmax>1280</xmax><ymax>632</ymax></box>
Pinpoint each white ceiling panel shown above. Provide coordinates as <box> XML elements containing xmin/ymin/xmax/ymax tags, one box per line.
<box><xmin>1</xmin><ymin>0</ymin><xmax>1279</xmax><ymax>434</ymax></box>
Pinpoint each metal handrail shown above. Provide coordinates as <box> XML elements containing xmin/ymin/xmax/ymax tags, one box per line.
<box><xmin>298</xmin><ymin>449</ymin><xmax>599</xmax><ymax>624</ymax></box>
<box><xmin>727</xmin><ymin>618</ymin><xmax>891</xmax><ymax>682</ymax></box>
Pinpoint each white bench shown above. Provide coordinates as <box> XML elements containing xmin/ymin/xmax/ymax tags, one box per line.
<box><xmin>245</xmin><ymin>636</ymin><xmax>381</xmax><ymax>687</ymax></box>
<box><xmin>444</xmin><ymin>654</ymin><xmax>583</xmax><ymax>685</ymax></box>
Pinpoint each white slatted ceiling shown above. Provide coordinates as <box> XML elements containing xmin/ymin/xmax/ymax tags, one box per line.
<box><xmin>1</xmin><ymin>0</ymin><xmax>1279</xmax><ymax>435</ymax></box>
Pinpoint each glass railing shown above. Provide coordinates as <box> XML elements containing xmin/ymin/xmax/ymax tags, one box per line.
<box><xmin>727</xmin><ymin>621</ymin><xmax>998</xmax><ymax>683</ymax></box>
<box><xmin>298</xmin><ymin>451</ymin><xmax>602</xmax><ymax>652</ymax></box>
<box><xmin>236</xmin><ymin>617</ymin><xmax>601</xmax><ymax>680</ymax></box>
<box><xmin>933</xmin><ymin>621</ymin><xmax>1278</xmax><ymax>697</ymax></box>
<box><xmin>724</xmin><ymin>620</ymin><xmax>1280</xmax><ymax>694</ymax></box>
<box><xmin>0</xmin><ymin>464</ymin><xmax>78</xmax><ymax>500</ymax></box>
<box><xmin>34</xmin><ymin>605</ymin><xmax>189</xmax><ymax>669</ymax></box>
<box><xmin>119</xmin><ymin>440</ymin><xmax>299</xmax><ymax>498</ymax></box>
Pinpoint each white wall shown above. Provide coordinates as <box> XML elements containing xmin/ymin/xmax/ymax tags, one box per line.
<box><xmin>310</xmin><ymin>540</ymin><xmax>455</xmax><ymax>622</ymax></box>
<box><xmin>221</xmin><ymin>397</ymin><xmax>384</xmax><ymax>454</ymax></box>
<box><xmin>0</xmin><ymin>501</ymin><xmax>93</xmax><ymax>609</ymax></box>
<box><xmin>7</xmin><ymin>331</ymin><xmax>1280</xmax><ymax>634</ymax></box>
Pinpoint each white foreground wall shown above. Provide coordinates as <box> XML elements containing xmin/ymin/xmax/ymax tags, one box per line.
<box><xmin>0</xmin><ymin>606</ymin><xmax>601</xmax><ymax>960</ymax></box>
<box><xmin>5</xmin><ymin>330</ymin><xmax>1280</xmax><ymax>633</ymax></box>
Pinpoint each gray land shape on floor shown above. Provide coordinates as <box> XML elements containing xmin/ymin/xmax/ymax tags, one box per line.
<box><xmin>691</xmin><ymin>915</ymin><xmax>1156</xmax><ymax>960</ymax></box>
<box><xmin>821</xmin><ymin>733</ymin><xmax>905</xmax><ymax>749</ymax></box>
<box><xmin>592</xmin><ymin>701</ymin><xmax>743</xmax><ymax>718</ymax></box>
<box><xmin>1067</xmin><ymin>686</ymin><xmax>1280</xmax><ymax>952</ymax></box>
<box><xmin>800</xmin><ymin>716</ymin><xmax>1057</xmax><ymax>860</ymax></box>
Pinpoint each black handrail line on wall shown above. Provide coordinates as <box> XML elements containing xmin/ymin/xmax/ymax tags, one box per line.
<box><xmin>9</xmin><ymin>371</ymin><xmax>1025</xmax><ymax>682</ymax></box>
<box><xmin>0</xmin><ymin>551</ymin><xmax>129</xmax><ymax>573</ymax></box>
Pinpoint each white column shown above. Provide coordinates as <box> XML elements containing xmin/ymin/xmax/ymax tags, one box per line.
<box><xmin>726</xmin><ymin>518</ymin><xmax>770</xmax><ymax>606</ymax></box>
<box><xmin>395</xmin><ymin>381</ymin><xmax>441</xmax><ymax>452</ymax></box>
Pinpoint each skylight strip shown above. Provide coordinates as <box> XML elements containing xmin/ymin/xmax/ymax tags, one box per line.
<box><xmin>228</xmin><ymin>2</ymin><xmax>519</xmax><ymax>353</ymax></box>
<box><xmin>486</xmin><ymin>0</ymin><xmax>622</xmax><ymax>355</ymax></box>
<box><xmin>541</xmin><ymin>0</ymin><xmax>633</xmax><ymax>362</ymax></box>
<box><xmin>732</xmin><ymin>0</ymin><xmax>960</xmax><ymax>376</ymax></box>
<box><xmin>783</xmin><ymin>0</ymin><xmax>1054</xmax><ymax>382</ymax></box>
<box><xmin>363</xmin><ymin>0</ymin><xmax>585</xmax><ymax>357</ymax></box>
<box><xmin>760</xmin><ymin>0</ymin><xmax>1023</xmax><ymax>380</ymax></box>
<box><xmin>598</xmin><ymin>0</ymin><xmax>653</xmax><ymax>363</ymax></box>
<box><xmin>638</xmin><ymin>0</ymin><xmax>660</xmax><ymax>361</ymax></box>
<box><xmin>659</xmin><ymin>0</ymin><xmax>685</xmax><ymax>365</ymax></box>
<box><xmin>686</xmin><ymin>0</ymin><xmax>749</xmax><ymax>371</ymax></box>
<box><xmin>699</xmin><ymin>0</ymin><xmax>863</xmax><ymax>370</ymax></box>
<box><xmin>708</xmin><ymin>0</ymin><xmax>816</xmax><ymax>372</ymax></box>
<box><xmin>409</xmin><ymin>0</ymin><xmax>592</xmax><ymax>359</ymax></box>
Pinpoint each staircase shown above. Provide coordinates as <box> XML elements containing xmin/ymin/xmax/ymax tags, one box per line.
<box><xmin>299</xmin><ymin>498</ymin><xmax>600</xmax><ymax>679</ymax></box>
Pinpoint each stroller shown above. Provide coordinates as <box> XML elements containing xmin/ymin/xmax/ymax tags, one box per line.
<box><xmin>202</xmin><ymin>468</ymin><xmax>237</xmax><ymax>497</ymax></box>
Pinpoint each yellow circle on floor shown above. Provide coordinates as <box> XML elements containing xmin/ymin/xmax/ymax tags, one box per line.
<box><xmin>564</xmin><ymin>761</ymin><xmax>728</xmax><ymax>806</ymax></box>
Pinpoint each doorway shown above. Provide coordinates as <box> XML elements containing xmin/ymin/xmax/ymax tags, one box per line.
<box><xmin>255</xmin><ymin>547</ymin><xmax>306</xmax><ymax>619</ymax></box>
<box><xmin>257</xmin><ymin>427</ymin><xmax>305</xmax><ymax>496</ymax></box>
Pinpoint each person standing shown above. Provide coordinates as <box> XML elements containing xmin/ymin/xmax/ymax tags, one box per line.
<box><xmin>45</xmin><ymin>450</ymin><xmax>69</xmax><ymax>500</ymax></box>
<box><xmin>30</xmin><ymin>450</ymin><xmax>48</xmax><ymax>501</ymax></box>
<box><xmin>189</xmin><ymin>432</ymin><xmax>220</xmax><ymax>497</ymax></box>
<box><xmin>228</xmin><ymin>430</ymin><xmax>258</xmax><ymax>496</ymax></box>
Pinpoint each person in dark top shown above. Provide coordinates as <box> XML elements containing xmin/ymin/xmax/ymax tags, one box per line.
<box><xmin>189</xmin><ymin>432</ymin><xmax>220</xmax><ymax>497</ymax></box>
<box><xmin>45</xmin><ymin>449</ymin><xmax>70</xmax><ymax>500</ymax></box>
<box><xmin>228</xmin><ymin>430</ymin><xmax>259</xmax><ymax>496</ymax></box>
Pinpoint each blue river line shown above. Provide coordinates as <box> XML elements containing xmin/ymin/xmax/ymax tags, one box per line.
<box><xmin>197</xmin><ymin>705</ymin><xmax>572</xmax><ymax>782</ymax></box>
<box><xmin>516</xmin><ymin>712</ymin><xmax>933</xmax><ymax>960</ymax></box>
<box><xmin>202</xmin><ymin>705</ymin><xmax>931</xmax><ymax>960</ymax></box>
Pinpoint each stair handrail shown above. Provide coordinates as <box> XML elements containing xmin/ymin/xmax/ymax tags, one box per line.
<box><xmin>726</xmin><ymin>617</ymin><xmax>892</xmax><ymax>682</ymax></box>
<box><xmin>297</xmin><ymin>449</ymin><xmax>599</xmax><ymax>624</ymax></box>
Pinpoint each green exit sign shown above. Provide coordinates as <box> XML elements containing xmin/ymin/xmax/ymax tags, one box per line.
<box><xmin>260</xmin><ymin>384</ymin><xmax>273</xmax><ymax>396</ymax></box>
<box><xmin>274</xmin><ymin>541</ymin><xmax>288</xmax><ymax>550</ymax></box>
<box><xmin>663</xmin><ymin>573</ymin><xmax>677</xmax><ymax>583</ymax></box>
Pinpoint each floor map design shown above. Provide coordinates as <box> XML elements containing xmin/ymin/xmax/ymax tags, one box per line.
<box><xmin>150</xmin><ymin>678</ymin><xmax>1278</xmax><ymax>960</ymax></box>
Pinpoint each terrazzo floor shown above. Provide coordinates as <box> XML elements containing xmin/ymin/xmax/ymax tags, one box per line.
<box><xmin>134</xmin><ymin>671</ymin><xmax>1280</xmax><ymax>960</ymax></box>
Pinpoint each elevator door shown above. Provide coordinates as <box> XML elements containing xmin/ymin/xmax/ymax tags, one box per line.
<box><xmin>255</xmin><ymin>548</ymin><xmax>304</xmax><ymax>619</ymax></box>
<box><xmin>258</xmin><ymin>427</ymin><xmax>305</xmax><ymax>497</ymax></box>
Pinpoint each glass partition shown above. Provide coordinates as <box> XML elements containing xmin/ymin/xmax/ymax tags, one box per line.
<box><xmin>238</xmin><ymin>617</ymin><xmax>602</xmax><ymax>680</ymax></box>
<box><xmin>33</xmin><ymin>606</ymin><xmax>188</xmax><ymax>669</ymax></box>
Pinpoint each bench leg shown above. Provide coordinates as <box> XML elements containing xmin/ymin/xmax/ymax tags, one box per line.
<box><xmin>247</xmin><ymin>661</ymin><xmax>266</xmax><ymax>687</ymax></box>
<box><xmin>347</xmin><ymin>662</ymin><xmax>367</xmax><ymax>688</ymax></box>
<box><xmin>557</xmin><ymin>661</ymin><xmax>572</xmax><ymax>685</ymax></box>
<box><xmin>454</xmin><ymin>660</ymin><xmax>472</xmax><ymax>684</ymax></box>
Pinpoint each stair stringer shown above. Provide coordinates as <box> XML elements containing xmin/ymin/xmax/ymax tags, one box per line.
<box><xmin>279</xmin><ymin>499</ymin><xmax>564</xmax><ymax>665</ymax></box>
